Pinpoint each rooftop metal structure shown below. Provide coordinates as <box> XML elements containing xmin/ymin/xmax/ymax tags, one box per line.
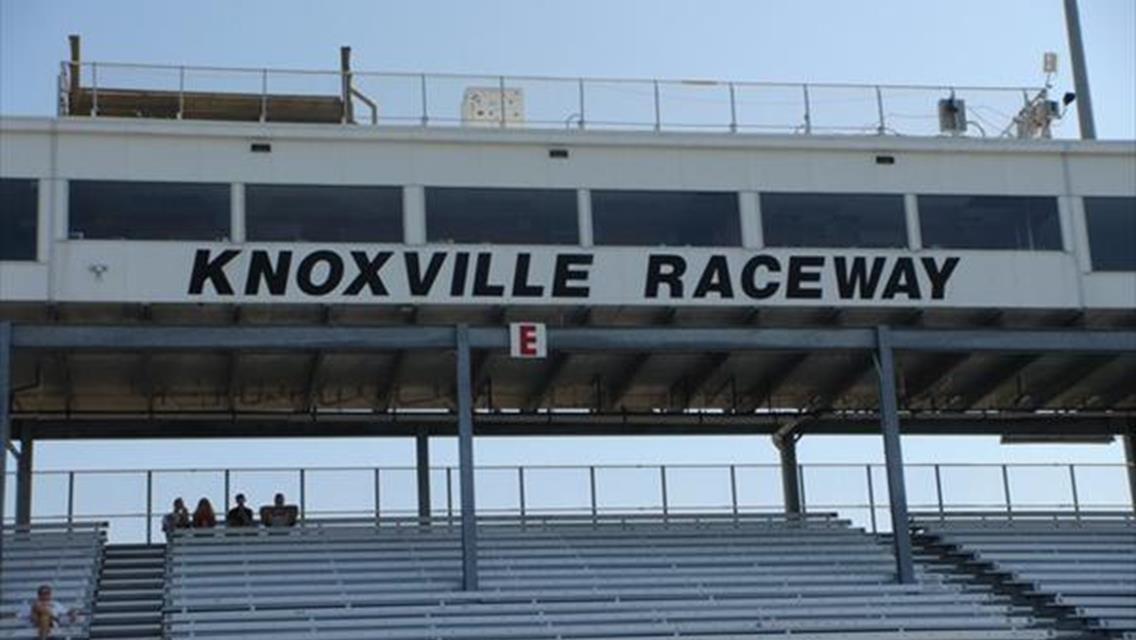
<box><xmin>58</xmin><ymin>35</ymin><xmax>1055</xmax><ymax>138</ymax></box>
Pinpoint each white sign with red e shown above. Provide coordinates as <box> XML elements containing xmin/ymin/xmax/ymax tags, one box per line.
<box><xmin>509</xmin><ymin>322</ymin><xmax>547</xmax><ymax>359</ymax></box>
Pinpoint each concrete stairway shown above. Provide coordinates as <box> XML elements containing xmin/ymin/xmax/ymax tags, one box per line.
<box><xmin>88</xmin><ymin>544</ymin><xmax>165</xmax><ymax>639</ymax></box>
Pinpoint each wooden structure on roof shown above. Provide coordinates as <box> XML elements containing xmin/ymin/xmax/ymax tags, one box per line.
<box><xmin>63</xmin><ymin>35</ymin><xmax>349</xmax><ymax>124</ymax></box>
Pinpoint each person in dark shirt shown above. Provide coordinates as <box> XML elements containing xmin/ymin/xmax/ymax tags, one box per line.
<box><xmin>226</xmin><ymin>493</ymin><xmax>255</xmax><ymax>527</ymax></box>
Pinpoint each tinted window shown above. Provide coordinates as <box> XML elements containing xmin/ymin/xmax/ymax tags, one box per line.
<box><xmin>592</xmin><ymin>190</ymin><xmax>740</xmax><ymax>247</ymax></box>
<box><xmin>762</xmin><ymin>193</ymin><xmax>907</xmax><ymax>248</ymax></box>
<box><xmin>247</xmin><ymin>184</ymin><xmax>403</xmax><ymax>242</ymax></box>
<box><xmin>426</xmin><ymin>187</ymin><xmax>578</xmax><ymax>244</ymax></box>
<box><xmin>1085</xmin><ymin>197</ymin><xmax>1136</xmax><ymax>271</ymax></box>
<box><xmin>1</xmin><ymin>178</ymin><xmax>37</xmax><ymax>260</ymax></box>
<box><xmin>918</xmin><ymin>195</ymin><xmax>1061</xmax><ymax>250</ymax></box>
<box><xmin>69</xmin><ymin>180</ymin><xmax>230</xmax><ymax>240</ymax></box>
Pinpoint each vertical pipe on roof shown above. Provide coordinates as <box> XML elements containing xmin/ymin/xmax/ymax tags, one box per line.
<box><xmin>340</xmin><ymin>46</ymin><xmax>354</xmax><ymax>125</ymax></box>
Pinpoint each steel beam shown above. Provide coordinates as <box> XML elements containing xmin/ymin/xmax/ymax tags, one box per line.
<box><xmin>875</xmin><ymin>326</ymin><xmax>916</xmax><ymax>584</ymax></box>
<box><xmin>416</xmin><ymin>434</ymin><xmax>431</xmax><ymax>523</ymax></box>
<box><xmin>775</xmin><ymin>434</ymin><xmax>802</xmax><ymax>514</ymax></box>
<box><xmin>12</xmin><ymin>325</ymin><xmax>1136</xmax><ymax>354</ymax></box>
<box><xmin>9</xmin><ymin>411</ymin><xmax>1133</xmax><ymax>439</ymax></box>
<box><xmin>16</xmin><ymin>433</ymin><xmax>33</xmax><ymax>525</ymax></box>
<box><xmin>455</xmin><ymin>324</ymin><xmax>479</xmax><ymax>590</ymax></box>
<box><xmin>1125</xmin><ymin>428</ymin><xmax>1136</xmax><ymax>512</ymax></box>
<box><xmin>1</xmin><ymin>322</ymin><xmax>11</xmax><ymax>538</ymax></box>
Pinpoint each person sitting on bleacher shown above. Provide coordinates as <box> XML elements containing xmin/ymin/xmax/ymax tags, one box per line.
<box><xmin>226</xmin><ymin>493</ymin><xmax>255</xmax><ymax>527</ymax></box>
<box><xmin>19</xmin><ymin>584</ymin><xmax>80</xmax><ymax>640</ymax></box>
<box><xmin>260</xmin><ymin>492</ymin><xmax>298</xmax><ymax>527</ymax></box>
<box><xmin>193</xmin><ymin>498</ymin><xmax>217</xmax><ymax>528</ymax></box>
<box><xmin>161</xmin><ymin>497</ymin><xmax>191</xmax><ymax>541</ymax></box>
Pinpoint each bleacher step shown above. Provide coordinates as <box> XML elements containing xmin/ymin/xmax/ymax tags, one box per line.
<box><xmin>89</xmin><ymin>543</ymin><xmax>166</xmax><ymax>640</ymax></box>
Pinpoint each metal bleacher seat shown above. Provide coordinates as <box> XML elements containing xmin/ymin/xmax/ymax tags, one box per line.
<box><xmin>914</xmin><ymin>511</ymin><xmax>1136</xmax><ymax>638</ymax></box>
<box><xmin>0</xmin><ymin>522</ymin><xmax>106</xmax><ymax>640</ymax></box>
<box><xmin>163</xmin><ymin>513</ymin><xmax>1051</xmax><ymax>639</ymax></box>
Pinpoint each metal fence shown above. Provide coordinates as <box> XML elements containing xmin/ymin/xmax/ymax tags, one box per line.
<box><xmin>60</xmin><ymin>61</ymin><xmax>1048</xmax><ymax>138</ymax></box>
<box><xmin>5</xmin><ymin>462</ymin><xmax>1131</xmax><ymax>543</ymax></box>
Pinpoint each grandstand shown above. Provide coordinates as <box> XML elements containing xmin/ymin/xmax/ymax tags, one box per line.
<box><xmin>1</xmin><ymin>34</ymin><xmax>1135</xmax><ymax>640</ymax></box>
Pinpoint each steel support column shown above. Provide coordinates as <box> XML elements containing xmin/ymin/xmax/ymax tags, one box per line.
<box><xmin>1</xmin><ymin>322</ymin><xmax>11</xmax><ymax>542</ymax></box>
<box><xmin>16</xmin><ymin>433</ymin><xmax>33</xmax><ymax>525</ymax></box>
<box><xmin>1124</xmin><ymin>428</ymin><xmax>1136</xmax><ymax>512</ymax></box>
<box><xmin>775</xmin><ymin>435</ymin><xmax>802</xmax><ymax>514</ymax></box>
<box><xmin>874</xmin><ymin>326</ymin><xmax>916</xmax><ymax>583</ymax></box>
<box><xmin>416</xmin><ymin>434</ymin><xmax>431</xmax><ymax>523</ymax></box>
<box><xmin>455</xmin><ymin>324</ymin><xmax>479</xmax><ymax>590</ymax></box>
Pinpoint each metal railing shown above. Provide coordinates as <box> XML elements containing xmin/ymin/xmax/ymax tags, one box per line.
<box><xmin>58</xmin><ymin>61</ymin><xmax>1049</xmax><ymax>138</ymax></box>
<box><xmin>5</xmin><ymin>462</ymin><xmax>1131</xmax><ymax>543</ymax></box>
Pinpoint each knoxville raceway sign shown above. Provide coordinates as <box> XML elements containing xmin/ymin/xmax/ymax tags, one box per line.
<box><xmin>48</xmin><ymin>244</ymin><xmax>1083</xmax><ymax>308</ymax></box>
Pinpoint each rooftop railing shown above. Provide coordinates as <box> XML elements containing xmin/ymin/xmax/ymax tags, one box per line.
<box><xmin>6</xmin><ymin>461</ymin><xmax>1131</xmax><ymax>543</ymax></box>
<box><xmin>59</xmin><ymin>61</ymin><xmax>1053</xmax><ymax>138</ymax></box>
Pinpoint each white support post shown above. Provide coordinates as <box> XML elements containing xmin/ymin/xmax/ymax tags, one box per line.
<box><xmin>739</xmin><ymin>191</ymin><xmax>763</xmax><ymax>249</ymax></box>
<box><xmin>904</xmin><ymin>194</ymin><xmax>922</xmax><ymax>250</ymax></box>
<box><xmin>404</xmin><ymin>186</ymin><xmax>427</xmax><ymax>244</ymax></box>
<box><xmin>230</xmin><ymin>183</ymin><xmax>245</xmax><ymax>243</ymax></box>
<box><xmin>577</xmin><ymin>189</ymin><xmax>594</xmax><ymax>247</ymax></box>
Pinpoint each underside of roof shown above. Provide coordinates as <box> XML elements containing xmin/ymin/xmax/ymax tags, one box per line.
<box><xmin>5</xmin><ymin>303</ymin><xmax>1134</xmax><ymax>440</ymax></box>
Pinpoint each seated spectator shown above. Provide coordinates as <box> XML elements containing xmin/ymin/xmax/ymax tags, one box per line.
<box><xmin>19</xmin><ymin>584</ymin><xmax>80</xmax><ymax>640</ymax></box>
<box><xmin>226</xmin><ymin>493</ymin><xmax>255</xmax><ymax>527</ymax></box>
<box><xmin>193</xmin><ymin>498</ymin><xmax>217</xmax><ymax>528</ymax></box>
<box><xmin>259</xmin><ymin>492</ymin><xmax>298</xmax><ymax>527</ymax></box>
<box><xmin>161</xmin><ymin>498</ymin><xmax>190</xmax><ymax>541</ymax></box>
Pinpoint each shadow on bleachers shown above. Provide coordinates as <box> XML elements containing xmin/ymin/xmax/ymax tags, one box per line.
<box><xmin>163</xmin><ymin>513</ymin><xmax>1051</xmax><ymax>639</ymax></box>
<box><xmin>1</xmin><ymin>522</ymin><xmax>105</xmax><ymax>640</ymax></box>
<box><xmin>914</xmin><ymin>511</ymin><xmax>1136</xmax><ymax>638</ymax></box>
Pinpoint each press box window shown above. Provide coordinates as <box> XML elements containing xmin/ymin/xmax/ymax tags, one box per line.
<box><xmin>1</xmin><ymin>178</ymin><xmax>37</xmax><ymax>260</ymax></box>
<box><xmin>592</xmin><ymin>190</ymin><xmax>741</xmax><ymax>247</ymax></box>
<box><xmin>918</xmin><ymin>195</ymin><xmax>1062</xmax><ymax>250</ymax></box>
<box><xmin>1084</xmin><ymin>197</ymin><xmax>1136</xmax><ymax>271</ymax></box>
<box><xmin>761</xmin><ymin>192</ymin><xmax>907</xmax><ymax>248</ymax></box>
<box><xmin>426</xmin><ymin>187</ymin><xmax>578</xmax><ymax>244</ymax></box>
<box><xmin>247</xmin><ymin>184</ymin><xmax>403</xmax><ymax>242</ymax></box>
<box><xmin>69</xmin><ymin>180</ymin><xmax>230</xmax><ymax>240</ymax></box>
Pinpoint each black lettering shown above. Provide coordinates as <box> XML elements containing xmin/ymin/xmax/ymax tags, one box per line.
<box><xmin>553</xmin><ymin>254</ymin><xmax>593</xmax><ymax>298</ymax></box>
<box><xmin>450</xmin><ymin>252</ymin><xmax>469</xmax><ymax>296</ymax></box>
<box><xmin>786</xmin><ymin>256</ymin><xmax>824</xmax><ymax>299</ymax></box>
<box><xmin>406</xmin><ymin>252</ymin><xmax>447</xmax><ymax>296</ymax></box>
<box><xmin>343</xmin><ymin>251</ymin><xmax>391</xmax><ymax>296</ymax></box>
<box><xmin>511</xmin><ymin>253</ymin><xmax>544</xmax><ymax>297</ymax></box>
<box><xmin>472</xmin><ymin>252</ymin><xmax>505</xmax><ymax>296</ymax></box>
<box><xmin>296</xmin><ymin>250</ymin><xmax>345</xmax><ymax>296</ymax></box>
<box><xmin>882</xmin><ymin>257</ymin><xmax>921</xmax><ymax>299</ymax></box>
<box><xmin>741</xmin><ymin>255</ymin><xmax>780</xmax><ymax>299</ymax></box>
<box><xmin>188</xmin><ymin>248</ymin><xmax>239</xmax><ymax>295</ymax></box>
<box><xmin>644</xmin><ymin>255</ymin><xmax>686</xmax><ymax>298</ymax></box>
<box><xmin>244</xmin><ymin>250</ymin><xmax>292</xmax><ymax>296</ymax></box>
<box><xmin>693</xmin><ymin>255</ymin><xmax>734</xmax><ymax>299</ymax></box>
<box><xmin>834</xmin><ymin>256</ymin><xmax>886</xmax><ymax>299</ymax></box>
<box><xmin>921</xmin><ymin>256</ymin><xmax>959</xmax><ymax>300</ymax></box>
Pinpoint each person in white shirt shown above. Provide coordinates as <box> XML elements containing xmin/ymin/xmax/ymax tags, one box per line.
<box><xmin>18</xmin><ymin>585</ymin><xmax>80</xmax><ymax>640</ymax></box>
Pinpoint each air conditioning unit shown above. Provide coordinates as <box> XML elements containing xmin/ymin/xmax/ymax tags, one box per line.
<box><xmin>462</xmin><ymin>87</ymin><xmax>524</xmax><ymax>127</ymax></box>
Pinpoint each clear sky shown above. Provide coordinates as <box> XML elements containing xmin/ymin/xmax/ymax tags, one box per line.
<box><xmin>1</xmin><ymin>0</ymin><xmax>1133</xmax><ymax>531</ymax></box>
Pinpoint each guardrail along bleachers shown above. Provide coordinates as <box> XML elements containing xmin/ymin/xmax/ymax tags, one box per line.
<box><xmin>165</xmin><ymin>513</ymin><xmax>1049</xmax><ymax>640</ymax></box>
<box><xmin>914</xmin><ymin>512</ymin><xmax>1136</xmax><ymax>638</ymax></box>
<box><xmin>1</xmin><ymin>522</ymin><xmax>106</xmax><ymax>640</ymax></box>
